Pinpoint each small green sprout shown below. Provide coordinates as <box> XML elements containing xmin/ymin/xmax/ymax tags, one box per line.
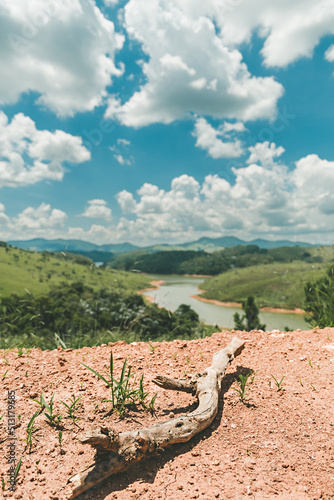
<box><xmin>2</xmin><ymin>370</ymin><xmax>8</xmax><ymax>380</ymax></box>
<box><xmin>61</xmin><ymin>394</ymin><xmax>82</xmax><ymax>424</ymax></box>
<box><xmin>308</xmin><ymin>359</ymin><xmax>313</xmax><ymax>367</ymax></box>
<box><xmin>310</xmin><ymin>384</ymin><xmax>316</xmax><ymax>391</ymax></box>
<box><xmin>1</xmin><ymin>477</ymin><xmax>5</xmax><ymax>491</ymax></box>
<box><xmin>148</xmin><ymin>342</ymin><xmax>156</xmax><ymax>353</ymax></box>
<box><xmin>83</xmin><ymin>350</ymin><xmax>156</xmax><ymax>417</ymax></box>
<box><xmin>232</xmin><ymin>371</ymin><xmax>256</xmax><ymax>402</ymax></box>
<box><xmin>299</xmin><ymin>379</ymin><xmax>303</xmax><ymax>387</ymax></box>
<box><xmin>32</xmin><ymin>392</ymin><xmax>62</xmax><ymax>427</ymax></box>
<box><xmin>13</xmin><ymin>457</ymin><xmax>22</xmax><ymax>481</ymax></box>
<box><xmin>271</xmin><ymin>375</ymin><xmax>285</xmax><ymax>391</ymax></box>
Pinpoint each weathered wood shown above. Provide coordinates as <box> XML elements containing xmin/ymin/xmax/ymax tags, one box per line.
<box><xmin>67</xmin><ymin>336</ymin><xmax>245</xmax><ymax>498</ymax></box>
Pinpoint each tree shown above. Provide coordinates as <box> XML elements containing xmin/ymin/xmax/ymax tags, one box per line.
<box><xmin>233</xmin><ymin>295</ymin><xmax>266</xmax><ymax>331</ymax></box>
<box><xmin>304</xmin><ymin>265</ymin><xmax>334</xmax><ymax>328</ymax></box>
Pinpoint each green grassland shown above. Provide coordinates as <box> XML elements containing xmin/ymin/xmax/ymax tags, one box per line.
<box><xmin>200</xmin><ymin>246</ymin><xmax>334</xmax><ymax>310</ymax></box>
<box><xmin>0</xmin><ymin>245</ymin><xmax>150</xmax><ymax>298</ymax></box>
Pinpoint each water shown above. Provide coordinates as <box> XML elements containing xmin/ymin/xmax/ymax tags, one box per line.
<box><xmin>143</xmin><ymin>275</ymin><xmax>309</xmax><ymax>331</ymax></box>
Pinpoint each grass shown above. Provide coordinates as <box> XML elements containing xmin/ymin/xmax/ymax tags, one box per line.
<box><xmin>32</xmin><ymin>392</ymin><xmax>62</xmax><ymax>427</ymax></box>
<box><xmin>200</xmin><ymin>247</ymin><xmax>334</xmax><ymax>310</ymax></box>
<box><xmin>0</xmin><ymin>246</ymin><xmax>150</xmax><ymax>298</ymax></box>
<box><xmin>271</xmin><ymin>375</ymin><xmax>285</xmax><ymax>391</ymax></box>
<box><xmin>83</xmin><ymin>350</ymin><xmax>157</xmax><ymax>417</ymax></box>
<box><xmin>60</xmin><ymin>394</ymin><xmax>82</xmax><ymax>424</ymax></box>
<box><xmin>232</xmin><ymin>371</ymin><xmax>256</xmax><ymax>402</ymax></box>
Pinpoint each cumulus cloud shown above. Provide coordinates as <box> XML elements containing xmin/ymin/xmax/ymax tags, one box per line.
<box><xmin>325</xmin><ymin>44</ymin><xmax>334</xmax><ymax>62</ymax></box>
<box><xmin>7</xmin><ymin>203</ymin><xmax>67</xmax><ymax>237</ymax></box>
<box><xmin>81</xmin><ymin>199</ymin><xmax>112</xmax><ymax>220</ymax></box>
<box><xmin>0</xmin><ymin>0</ymin><xmax>124</xmax><ymax>116</ymax></box>
<box><xmin>247</xmin><ymin>141</ymin><xmax>285</xmax><ymax>167</ymax></box>
<box><xmin>110</xmin><ymin>137</ymin><xmax>134</xmax><ymax>165</ymax></box>
<box><xmin>108</xmin><ymin>142</ymin><xmax>334</xmax><ymax>245</ymax></box>
<box><xmin>215</xmin><ymin>0</ymin><xmax>334</xmax><ymax>67</ymax></box>
<box><xmin>193</xmin><ymin>118</ymin><xmax>245</xmax><ymax>159</ymax></box>
<box><xmin>105</xmin><ymin>0</ymin><xmax>283</xmax><ymax>127</ymax></box>
<box><xmin>0</xmin><ymin>203</ymin><xmax>9</xmax><ymax>225</ymax></box>
<box><xmin>0</xmin><ymin>112</ymin><xmax>90</xmax><ymax>188</ymax></box>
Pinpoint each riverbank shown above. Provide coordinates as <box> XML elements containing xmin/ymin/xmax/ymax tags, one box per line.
<box><xmin>138</xmin><ymin>279</ymin><xmax>165</xmax><ymax>304</ymax></box>
<box><xmin>193</xmin><ymin>287</ymin><xmax>305</xmax><ymax>315</ymax></box>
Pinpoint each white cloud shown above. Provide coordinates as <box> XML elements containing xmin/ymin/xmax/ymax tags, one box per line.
<box><xmin>0</xmin><ymin>203</ymin><xmax>9</xmax><ymax>225</ymax></box>
<box><xmin>108</xmin><ymin>142</ymin><xmax>334</xmax><ymax>245</ymax></box>
<box><xmin>2</xmin><ymin>143</ymin><xmax>334</xmax><ymax>245</ymax></box>
<box><xmin>81</xmin><ymin>199</ymin><xmax>112</xmax><ymax>220</ymax></box>
<box><xmin>111</xmin><ymin>137</ymin><xmax>133</xmax><ymax>165</ymax></box>
<box><xmin>8</xmin><ymin>203</ymin><xmax>67</xmax><ymax>234</ymax></box>
<box><xmin>325</xmin><ymin>44</ymin><xmax>334</xmax><ymax>62</ymax></box>
<box><xmin>193</xmin><ymin>118</ymin><xmax>245</xmax><ymax>159</ymax></box>
<box><xmin>0</xmin><ymin>0</ymin><xmax>124</xmax><ymax>116</ymax></box>
<box><xmin>247</xmin><ymin>141</ymin><xmax>285</xmax><ymax>167</ymax></box>
<box><xmin>215</xmin><ymin>0</ymin><xmax>334</xmax><ymax>67</ymax></box>
<box><xmin>105</xmin><ymin>0</ymin><xmax>283</xmax><ymax>127</ymax></box>
<box><xmin>0</xmin><ymin>112</ymin><xmax>90</xmax><ymax>188</ymax></box>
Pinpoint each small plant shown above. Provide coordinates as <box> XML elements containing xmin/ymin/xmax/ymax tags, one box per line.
<box><xmin>148</xmin><ymin>342</ymin><xmax>156</xmax><ymax>353</ymax></box>
<box><xmin>172</xmin><ymin>352</ymin><xmax>178</xmax><ymax>360</ymax></box>
<box><xmin>83</xmin><ymin>351</ymin><xmax>155</xmax><ymax>417</ymax></box>
<box><xmin>0</xmin><ymin>413</ymin><xmax>4</xmax><ymax>423</ymax></box>
<box><xmin>22</xmin><ymin>409</ymin><xmax>40</xmax><ymax>453</ymax></box>
<box><xmin>32</xmin><ymin>392</ymin><xmax>62</xmax><ymax>427</ymax></box>
<box><xmin>271</xmin><ymin>375</ymin><xmax>285</xmax><ymax>391</ymax></box>
<box><xmin>308</xmin><ymin>359</ymin><xmax>313</xmax><ymax>367</ymax></box>
<box><xmin>1</xmin><ymin>477</ymin><xmax>5</xmax><ymax>491</ymax></box>
<box><xmin>311</xmin><ymin>384</ymin><xmax>316</xmax><ymax>391</ymax></box>
<box><xmin>232</xmin><ymin>371</ymin><xmax>255</xmax><ymax>402</ymax></box>
<box><xmin>299</xmin><ymin>379</ymin><xmax>303</xmax><ymax>387</ymax></box>
<box><xmin>61</xmin><ymin>394</ymin><xmax>82</xmax><ymax>424</ymax></box>
<box><xmin>58</xmin><ymin>430</ymin><xmax>64</xmax><ymax>454</ymax></box>
<box><xmin>149</xmin><ymin>393</ymin><xmax>158</xmax><ymax>414</ymax></box>
<box><xmin>14</xmin><ymin>457</ymin><xmax>22</xmax><ymax>481</ymax></box>
<box><xmin>15</xmin><ymin>347</ymin><xmax>25</xmax><ymax>357</ymax></box>
<box><xmin>2</xmin><ymin>370</ymin><xmax>8</xmax><ymax>380</ymax></box>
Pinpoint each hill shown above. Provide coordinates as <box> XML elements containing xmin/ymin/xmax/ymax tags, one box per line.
<box><xmin>0</xmin><ymin>245</ymin><xmax>149</xmax><ymax>297</ymax></box>
<box><xmin>8</xmin><ymin>235</ymin><xmax>314</xmax><ymax>256</ymax></box>
<box><xmin>1</xmin><ymin>328</ymin><xmax>333</xmax><ymax>499</ymax></box>
<box><xmin>199</xmin><ymin>246</ymin><xmax>334</xmax><ymax>309</ymax></box>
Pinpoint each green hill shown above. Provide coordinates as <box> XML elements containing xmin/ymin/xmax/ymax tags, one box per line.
<box><xmin>200</xmin><ymin>246</ymin><xmax>334</xmax><ymax>310</ymax></box>
<box><xmin>0</xmin><ymin>245</ymin><xmax>149</xmax><ymax>297</ymax></box>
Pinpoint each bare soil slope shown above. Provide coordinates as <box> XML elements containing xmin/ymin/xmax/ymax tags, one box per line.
<box><xmin>1</xmin><ymin>328</ymin><xmax>334</xmax><ymax>500</ymax></box>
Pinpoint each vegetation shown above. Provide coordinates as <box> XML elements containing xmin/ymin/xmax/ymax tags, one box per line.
<box><xmin>108</xmin><ymin>244</ymin><xmax>325</xmax><ymax>276</ymax></box>
<box><xmin>0</xmin><ymin>245</ymin><xmax>150</xmax><ymax>297</ymax></box>
<box><xmin>304</xmin><ymin>265</ymin><xmax>334</xmax><ymax>327</ymax></box>
<box><xmin>232</xmin><ymin>371</ymin><xmax>256</xmax><ymax>402</ymax></box>
<box><xmin>83</xmin><ymin>351</ymin><xmax>157</xmax><ymax>416</ymax></box>
<box><xmin>233</xmin><ymin>296</ymin><xmax>266</xmax><ymax>331</ymax></box>
<box><xmin>200</xmin><ymin>246</ymin><xmax>334</xmax><ymax>310</ymax></box>
<box><xmin>0</xmin><ymin>280</ymin><xmax>215</xmax><ymax>350</ymax></box>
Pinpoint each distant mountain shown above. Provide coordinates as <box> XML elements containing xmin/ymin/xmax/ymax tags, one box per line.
<box><xmin>8</xmin><ymin>236</ymin><xmax>314</xmax><ymax>256</ymax></box>
<box><xmin>8</xmin><ymin>238</ymin><xmax>138</xmax><ymax>254</ymax></box>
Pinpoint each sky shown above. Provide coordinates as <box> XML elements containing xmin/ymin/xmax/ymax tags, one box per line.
<box><xmin>1</xmin><ymin>0</ymin><xmax>334</xmax><ymax>246</ymax></box>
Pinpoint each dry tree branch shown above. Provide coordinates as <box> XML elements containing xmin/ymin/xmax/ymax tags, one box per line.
<box><xmin>67</xmin><ymin>336</ymin><xmax>245</xmax><ymax>498</ymax></box>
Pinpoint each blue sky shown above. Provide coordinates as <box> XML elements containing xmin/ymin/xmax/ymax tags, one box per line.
<box><xmin>1</xmin><ymin>0</ymin><xmax>334</xmax><ymax>246</ymax></box>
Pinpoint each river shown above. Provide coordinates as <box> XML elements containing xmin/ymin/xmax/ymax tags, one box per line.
<box><xmin>143</xmin><ymin>275</ymin><xmax>309</xmax><ymax>331</ymax></box>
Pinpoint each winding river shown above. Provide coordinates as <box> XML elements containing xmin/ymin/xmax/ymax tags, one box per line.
<box><xmin>143</xmin><ymin>275</ymin><xmax>309</xmax><ymax>331</ymax></box>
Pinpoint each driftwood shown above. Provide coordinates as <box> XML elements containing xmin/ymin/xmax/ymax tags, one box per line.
<box><xmin>67</xmin><ymin>336</ymin><xmax>245</xmax><ymax>498</ymax></box>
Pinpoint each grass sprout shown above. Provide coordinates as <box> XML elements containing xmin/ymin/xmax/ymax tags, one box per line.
<box><xmin>83</xmin><ymin>350</ymin><xmax>156</xmax><ymax>417</ymax></box>
<box><xmin>271</xmin><ymin>375</ymin><xmax>285</xmax><ymax>391</ymax></box>
<box><xmin>61</xmin><ymin>394</ymin><xmax>82</xmax><ymax>424</ymax></box>
<box><xmin>32</xmin><ymin>392</ymin><xmax>62</xmax><ymax>427</ymax></box>
<box><xmin>232</xmin><ymin>371</ymin><xmax>255</xmax><ymax>402</ymax></box>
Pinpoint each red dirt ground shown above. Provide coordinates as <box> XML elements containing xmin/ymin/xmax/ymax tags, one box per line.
<box><xmin>1</xmin><ymin>328</ymin><xmax>334</xmax><ymax>500</ymax></box>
